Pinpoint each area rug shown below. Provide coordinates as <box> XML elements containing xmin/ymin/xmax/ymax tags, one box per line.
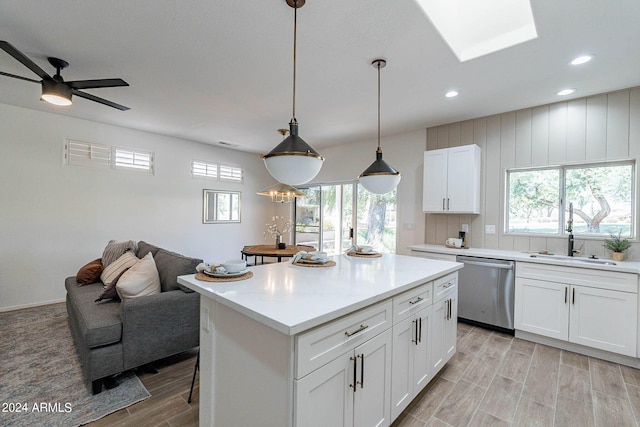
<box><xmin>0</xmin><ymin>302</ymin><xmax>150</xmax><ymax>426</ymax></box>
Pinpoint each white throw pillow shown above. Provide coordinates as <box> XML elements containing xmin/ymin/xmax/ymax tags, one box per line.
<box><xmin>100</xmin><ymin>251</ymin><xmax>139</xmax><ymax>286</ymax></box>
<box><xmin>116</xmin><ymin>252</ymin><xmax>161</xmax><ymax>300</ymax></box>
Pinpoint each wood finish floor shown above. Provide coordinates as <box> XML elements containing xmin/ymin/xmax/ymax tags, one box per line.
<box><xmin>393</xmin><ymin>322</ymin><xmax>640</xmax><ymax>427</ymax></box>
<box><xmin>87</xmin><ymin>323</ymin><xmax>640</xmax><ymax>426</ymax></box>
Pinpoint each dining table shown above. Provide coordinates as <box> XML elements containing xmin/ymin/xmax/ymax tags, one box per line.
<box><xmin>240</xmin><ymin>244</ymin><xmax>317</xmax><ymax>265</ymax></box>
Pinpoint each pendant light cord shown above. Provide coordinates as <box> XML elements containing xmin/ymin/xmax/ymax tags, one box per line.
<box><xmin>377</xmin><ymin>61</ymin><xmax>381</xmax><ymax>151</ymax></box>
<box><xmin>292</xmin><ymin>0</ymin><xmax>298</xmax><ymax>121</ymax></box>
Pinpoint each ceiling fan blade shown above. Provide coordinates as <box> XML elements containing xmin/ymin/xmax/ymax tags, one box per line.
<box><xmin>0</xmin><ymin>70</ymin><xmax>41</xmax><ymax>83</ymax></box>
<box><xmin>73</xmin><ymin>89</ymin><xmax>130</xmax><ymax>111</ymax></box>
<box><xmin>0</xmin><ymin>40</ymin><xmax>51</xmax><ymax>80</ymax></box>
<box><xmin>67</xmin><ymin>78</ymin><xmax>129</xmax><ymax>90</ymax></box>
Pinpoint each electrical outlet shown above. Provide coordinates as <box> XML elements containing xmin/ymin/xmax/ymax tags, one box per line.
<box><xmin>201</xmin><ymin>306</ymin><xmax>210</xmax><ymax>332</ymax></box>
<box><xmin>485</xmin><ymin>224</ymin><xmax>496</xmax><ymax>234</ymax></box>
<box><xmin>461</xmin><ymin>224</ymin><xmax>469</xmax><ymax>233</ymax></box>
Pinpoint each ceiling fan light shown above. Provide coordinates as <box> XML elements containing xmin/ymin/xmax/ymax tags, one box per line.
<box><xmin>41</xmin><ymin>79</ymin><xmax>72</xmax><ymax>106</ymax></box>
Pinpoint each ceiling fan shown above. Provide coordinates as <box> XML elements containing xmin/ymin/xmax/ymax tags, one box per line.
<box><xmin>0</xmin><ymin>40</ymin><xmax>130</xmax><ymax>111</ymax></box>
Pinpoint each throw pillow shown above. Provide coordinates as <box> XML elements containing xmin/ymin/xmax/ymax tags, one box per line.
<box><xmin>136</xmin><ymin>241</ymin><xmax>161</xmax><ymax>259</ymax></box>
<box><xmin>100</xmin><ymin>251</ymin><xmax>139</xmax><ymax>286</ymax></box>
<box><xmin>102</xmin><ymin>240</ymin><xmax>138</xmax><ymax>267</ymax></box>
<box><xmin>116</xmin><ymin>252</ymin><xmax>161</xmax><ymax>300</ymax></box>
<box><xmin>95</xmin><ymin>268</ymin><xmax>129</xmax><ymax>302</ymax></box>
<box><xmin>153</xmin><ymin>249</ymin><xmax>202</xmax><ymax>292</ymax></box>
<box><xmin>76</xmin><ymin>258</ymin><xmax>103</xmax><ymax>286</ymax></box>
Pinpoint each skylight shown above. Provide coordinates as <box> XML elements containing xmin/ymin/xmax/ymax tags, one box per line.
<box><xmin>415</xmin><ymin>0</ymin><xmax>538</xmax><ymax>62</ymax></box>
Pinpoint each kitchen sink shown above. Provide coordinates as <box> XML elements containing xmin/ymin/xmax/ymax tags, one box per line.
<box><xmin>528</xmin><ymin>254</ymin><xmax>616</xmax><ymax>266</ymax></box>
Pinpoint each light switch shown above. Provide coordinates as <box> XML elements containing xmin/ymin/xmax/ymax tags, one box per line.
<box><xmin>403</xmin><ymin>222</ymin><xmax>416</xmax><ymax>230</ymax></box>
<box><xmin>485</xmin><ymin>224</ymin><xmax>496</xmax><ymax>234</ymax></box>
<box><xmin>461</xmin><ymin>224</ymin><xmax>469</xmax><ymax>233</ymax></box>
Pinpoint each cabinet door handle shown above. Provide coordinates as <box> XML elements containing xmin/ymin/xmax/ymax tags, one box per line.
<box><xmin>564</xmin><ymin>286</ymin><xmax>568</xmax><ymax>304</ymax></box>
<box><xmin>418</xmin><ymin>317</ymin><xmax>422</xmax><ymax>343</ymax></box>
<box><xmin>442</xmin><ymin>198</ymin><xmax>445</xmax><ymax>210</ymax></box>
<box><xmin>445</xmin><ymin>299</ymin><xmax>449</xmax><ymax>320</ymax></box>
<box><xmin>357</xmin><ymin>353</ymin><xmax>364</xmax><ymax>389</ymax></box>
<box><xmin>345</xmin><ymin>324</ymin><xmax>369</xmax><ymax>337</ymax></box>
<box><xmin>409</xmin><ymin>296</ymin><xmax>423</xmax><ymax>305</ymax></box>
<box><xmin>572</xmin><ymin>288</ymin><xmax>575</xmax><ymax>305</ymax></box>
<box><xmin>447</xmin><ymin>198</ymin><xmax>450</xmax><ymax>210</ymax></box>
<box><xmin>412</xmin><ymin>319</ymin><xmax>418</xmax><ymax>344</ymax></box>
<box><xmin>350</xmin><ymin>356</ymin><xmax>357</xmax><ymax>393</ymax></box>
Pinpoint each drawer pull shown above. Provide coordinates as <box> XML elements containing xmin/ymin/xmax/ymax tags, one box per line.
<box><xmin>443</xmin><ymin>281</ymin><xmax>455</xmax><ymax>289</ymax></box>
<box><xmin>409</xmin><ymin>297</ymin><xmax>424</xmax><ymax>305</ymax></box>
<box><xmin>345</xmin><ymin>324</ymin><xmax>369</xmax><ymax>337</ymax></box>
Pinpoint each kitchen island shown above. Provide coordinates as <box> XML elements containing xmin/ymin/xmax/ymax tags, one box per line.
<box><xmin>178</xmin><ymin>253</ymin><xmax>462</xmax><ymax>427</ymax></box>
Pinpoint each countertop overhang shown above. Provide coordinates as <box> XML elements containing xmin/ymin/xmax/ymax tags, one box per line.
<box><xmin>178</xmin><ymin>254</ymin><xmax>462</xmax><ymax>336</ymax></box>
<box><xmin>408</xmin><ymin>244</ymin><xmax>640</xmax><ymax>274</ymax></box>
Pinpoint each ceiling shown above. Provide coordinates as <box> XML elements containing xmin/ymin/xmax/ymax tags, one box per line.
<box><xmin>0</xmin><ymin>0</ymin><xmax>639</xmax><ymax>155</ymax></box>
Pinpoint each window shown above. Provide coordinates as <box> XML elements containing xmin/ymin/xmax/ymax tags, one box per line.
<box><xmin>203</xmin><ymin>190</ymin><xmax>241</xmax><ymax>223</ymax></box>
<box><xmin>114</xmin><ymin>148</ymin><xmax>154</xmax><ymax>173</ymax></box>
<box><xmin>191</xmin><ymin>160</ymin><xmax>243</xmax><ymax>183</ymax></box>
<box><xmin>507</xmin><ymin>161</ymin><xmax>635</xmax><ymax>238</ymax></box>
<box><xmin>65</xmin><ymin>140</ymin><xmax>111</xmax><ymax>169</ymax></box>
<box><xmin>294</xmin><ymin>182</ymin><xmax>397</xmax><ymax>255</ymax></box>
<box><xmin>65</xmin><ymin>140</ymin><xmax>153</xmax><ymax>174</ymax></box>
<box><xmin>192</xmin><ymin>160</ymin><xmax>218</xmax><ymax>178</ymax></box>
<box><xmin>218</xmin><ymin>164</ymin><xmax>243</xmax><ymax>182</ymax></box>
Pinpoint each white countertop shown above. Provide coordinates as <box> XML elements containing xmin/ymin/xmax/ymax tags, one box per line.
<box><xmin>408</xmin><ymin>244</ymin><xmax>640</xmax><ymax>274</ymax></box>
<box><xmin>178</xmin><ymin>254</ymin><xmax>462</xmax><ymax>336</ymax></box>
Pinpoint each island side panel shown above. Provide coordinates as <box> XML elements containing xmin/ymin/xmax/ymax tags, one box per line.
<box><xmin>199</xmin><ymin>296</ymin><xmax>295</xmax><ymax>427</ymax></box>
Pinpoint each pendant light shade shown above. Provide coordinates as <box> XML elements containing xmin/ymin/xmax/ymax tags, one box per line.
<box><xmin>359</xmin><ymin>59</ymin><xmax>401</xmax><ymax>194</ymax></box>
<box><xmin>262</xmin><ymin>0</ymin><xmax>324</xmax><ymax>186</ymax></box>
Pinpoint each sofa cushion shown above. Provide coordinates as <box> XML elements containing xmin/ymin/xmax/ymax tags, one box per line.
<box><xmin>65</xmin><ymin>277</ymin><xmax>122</xmax><ymax>348</ymax></box>
<box><xmin>116</xmin><ymin>252</ymin><xmax>161</xmax><ymax>299</ymax></box>
<box><xmin>154</xmin><ymin>249</ymin><xmax>202</xmax><ymax>292</ymax></box>
<box><xmin>96</xmin><ymin>268</ymin><xmax>129</xmax><ymax>302</ymax></box>
<box><xmin>76</xmin><ymin>258</ymin><xmax>103</xmax><ymax>286</ymax></box>
<box><xmin>102</xmin><ymin>240</ymin><xmax>138</xmax><ymax>267</ymax></box>
<box><xmin>136</xmin><ymin>241</ymin><xmax>161</xmax><ymax>259</ymax></box>
<box><xmin>101</xmin><ymin>252</ymin><xmax>139</xmax><ymax>286</ymax></box>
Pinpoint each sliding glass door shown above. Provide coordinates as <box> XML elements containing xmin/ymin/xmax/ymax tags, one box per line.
<box><xmin>294</xmin><ymin>182</ymin><xmax>396</xmax><ymax>255</ymax></box>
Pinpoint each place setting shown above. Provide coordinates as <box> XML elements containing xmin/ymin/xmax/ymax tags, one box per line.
<box><xmin>291</xmin><ymin>250</ymin><xmax>336</xmax><ymax>267</ymax></box>
<box><xmin>195</xmin><ymin>259</ymin><xmax>253</xmax><ymax>282</ymax></box>
<box><xmin>346</xmin><ymin>244</ymin><xmax>382</xmax><ymax>258</ymax></box>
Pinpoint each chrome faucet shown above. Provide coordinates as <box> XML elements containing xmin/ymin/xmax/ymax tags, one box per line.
<box><xmin>567</xmin><ymin>202</ymin><xmax>576</xmax><ymax>257</ymax></box>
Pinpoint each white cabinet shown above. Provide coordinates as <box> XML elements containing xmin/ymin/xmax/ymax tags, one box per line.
<box><xmin>295</xmin><ymin>328</ymin><xmax>392</xmax><ymax>427</ymax></box>
<box><xmin>423</xmin><ymin>144</ymin><xmax>481</xmax><ymax>214</ymax></box>
<box><xmin>431</xmin><ymin>274</ymin><xmax>458</xmax><ymax>373</ymax></box>
<box><xmin>515</xmin><ymin>263</ymin><xmax>638</xmax><ymax>357</ymax></box>
<box><xmin>390</xmin><ymin>283</ymin><xmax>433</xmax><ymax>420</ymax></box>
<box><xmin>410</xmin><ymin>251</ymin><xmax>457</xmax><ymax>262</ymax></box>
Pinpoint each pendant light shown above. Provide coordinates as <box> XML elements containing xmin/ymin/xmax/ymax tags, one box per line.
<box><xmin>358</xmin><ymin>59</ymin><xmax>401</xmax><ymax>194</ymax></box>
<box><xmin>262</xmin><ymin>0</ymin><xmax>324</xmax><ymax>186</ymax></box>
<box><xmin>257</xmin><ymin>183</ymin><xmax>306</xmax><ymax>203</ymax></box>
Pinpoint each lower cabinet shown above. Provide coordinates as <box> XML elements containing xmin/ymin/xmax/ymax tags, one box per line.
<box><xmin>295</xmin><ymin>328</ymin><xmax>392</xmax><ymax>427</ymax></box>
<box><xmin>390</xmin><ymin>306</ymin><xmax>431</xmax><ymax>420</ymax></box>
<box><xmin>515</xmin><ymin>263</ymin><xmax>638</xmax><ymax>357</ymax></box>
<box><xmin>431</xmin><ymin>279</ymin><xmax>458</xmax><ymax>373</ymax></box>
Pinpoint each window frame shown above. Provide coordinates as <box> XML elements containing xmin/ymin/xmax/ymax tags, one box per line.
<box><xmin>505</xmin><ymin>160</ymin><xmax>636</xmax><ymax>239</ymax></box>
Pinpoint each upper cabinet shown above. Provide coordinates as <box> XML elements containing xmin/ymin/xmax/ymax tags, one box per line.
<box><xmin>423</xmin><ymin>144</ymin><xmax>481</xmax><ymax>214</ymax></box>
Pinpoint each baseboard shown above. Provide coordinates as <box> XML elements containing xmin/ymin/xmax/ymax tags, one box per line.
<box><xmin>515</xmin><ymin>330</ymin><xmax>640</xmax><ymax>369</ymax></box>
<box><xmin>0</xmin><ymin>298</ymin><xmax>66</xmax><ymax>313</ymax></box>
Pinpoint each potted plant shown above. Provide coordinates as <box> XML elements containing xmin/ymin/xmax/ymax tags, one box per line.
<box><xmin>603</xmin><ymin>231</ymin><xmax>631</xmax><ymax>261</ymax></box>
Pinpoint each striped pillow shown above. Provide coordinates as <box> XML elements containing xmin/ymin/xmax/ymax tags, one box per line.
<box><xmin>102</xmin><ymin>240</ymin><xmax>138</xmax><ymax>267</ymax></box>
<box><xmin>100</xmin><ymin>252</ymin><xmax>139</xmax><ymax>286</ymax></box>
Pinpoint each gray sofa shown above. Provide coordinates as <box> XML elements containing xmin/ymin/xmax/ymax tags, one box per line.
<box><xmin>65</xmin><ymin>241</ymin><xmax>201</xmax><ymax>394</ymax></box>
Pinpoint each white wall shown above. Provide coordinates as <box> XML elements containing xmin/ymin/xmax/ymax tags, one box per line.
<box><xmin>308</xmin><ymin>129</ymin><xmax>427</xmax><ymax>255</ymax></box>
<box><xmin>425</xmin><ymin>87</ymin><xmax>640</xmax><ymax>260</ymax></box>
<box><xmin>0</xmin><ymin>103</ymin><xmax>276</xmax><ymax>311</ymax></box>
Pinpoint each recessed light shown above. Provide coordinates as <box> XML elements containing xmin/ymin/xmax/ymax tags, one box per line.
<box><xmin>445</xmin><ymin>90</ymin><xmax>459</xmax><ymax>98</ymax></box>
<box><xmin>557</xmin><ymin>88</ymin><xmax>576</xmax><ymax>96</ymax></box>
<box><xmin>570</xmin><ymin>55</ymin><xmax>593</xmax><ymax>65</ymax></box>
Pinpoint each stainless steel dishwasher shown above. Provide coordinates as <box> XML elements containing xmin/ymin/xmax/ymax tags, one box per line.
<box><xmin>456</xmin><ymin>255</ymin><xmax>515</xmax><ymax>333</ymax></box>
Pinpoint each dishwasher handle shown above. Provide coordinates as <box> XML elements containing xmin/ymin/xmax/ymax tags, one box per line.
<box><xmin>458</xmin><ymin>259</ymin><xmax>514</xmax><ymax>270</ymax></box>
